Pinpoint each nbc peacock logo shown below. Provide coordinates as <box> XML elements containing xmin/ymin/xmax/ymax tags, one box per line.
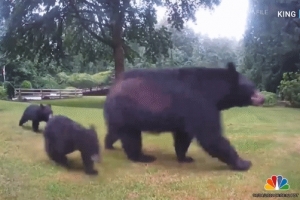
<box><xmin>264</xmin><ymin>175</ymin><xmax>290</xmax><ymax>190</ymax></box>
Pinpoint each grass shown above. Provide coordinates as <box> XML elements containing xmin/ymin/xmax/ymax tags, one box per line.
<box><xmin>1</xmin><ymin>96</ymin><xmax>300</xmax><ymax>200</ymax></box>
<box><xmin>37</xmin><ymin>96</ymin><xmax>106</xmax><ymax>109</ymax></box>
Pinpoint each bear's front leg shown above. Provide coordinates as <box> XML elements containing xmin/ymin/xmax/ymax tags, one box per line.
<box><xmin>81</xmin><ymin>153</ymin><xmax>98</xmax><ymax>175</ymax></box>
<box><xmin>192</xmin><ymin>107</ymin><xmax>252</xmax><ymax>171</ymax></box>
<box><xmin>200</xmin><ymin>135</ymin><xmax>252</xmax><ymax>171</ymax></box>
<box><xmin>32</xmin><ymin>120</ymin><xmax>40</xmax><ymax>133</ymax></box>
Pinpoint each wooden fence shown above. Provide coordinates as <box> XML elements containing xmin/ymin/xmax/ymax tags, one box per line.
<box><xmin>81</xmin><ymin>86</ymin><xmax>110</xmax><ymax>96</ymax></box>
<box><xmin>14</xmin><ymin>88</ymin><xmax>83</xmax><ymax>101</ymax></box>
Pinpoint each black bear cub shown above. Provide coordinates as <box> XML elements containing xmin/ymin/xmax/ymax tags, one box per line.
<box><xmin>43</xmin><ymin>115</ymin><xmax>101</xmax><ymax>175</ymax></box>
<box><xmin>19</xmin><ymin>104</ymin><xmax>53</xmax><ymax>132</ymax></box>
<box><xmin>104</xmin><ymin>62</ymin><xmax>265</xmax><ymax>171</ymax></box>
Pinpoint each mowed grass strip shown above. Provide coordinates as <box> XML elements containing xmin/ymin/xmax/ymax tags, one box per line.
<box><xmin>0</xmin><ymin>97</ymin><xmax>300</xmax><ymax>200</ymax></box>
<box><xmin>37</xmin><ymin>96</ymin><xmax>106</xmax><ymax>109</ymax></box>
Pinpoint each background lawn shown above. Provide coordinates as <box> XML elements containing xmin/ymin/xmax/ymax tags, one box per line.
<box><xmin>0</xmin><ymin>97</ymin><xmax>300</xmax><ymax>200</ymax></box>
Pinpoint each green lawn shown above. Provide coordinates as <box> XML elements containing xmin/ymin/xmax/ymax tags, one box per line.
<box><xmin>0</xmin><ymin>97</ymin><xmax>300</xmax><ymax>200</ymax></box>
<box><xmin>37</xmin><ymin>96</ymin><xmax>106</xmax><ymax>109</ymax></box>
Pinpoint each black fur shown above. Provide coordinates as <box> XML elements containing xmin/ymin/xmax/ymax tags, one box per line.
<box><xmin>19</xmin><ymin>104</ymin><xmax>53</xmax><ymax>132</ymax></box>
<box><xmin>43</xmin><ymin>115</ymin><xmax>101</xmax><ymax>175</ymax></box>
<box><xmin>104</xmin><ymin>62</ymin><xmax>264</xmax><ymax>171</ymax></box>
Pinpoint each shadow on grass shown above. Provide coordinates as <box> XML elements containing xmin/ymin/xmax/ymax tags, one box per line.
<box><xmin>105</xmin><ymin>148</ymin><xmax>231</xmax><ymax>172</ymax></box>
<box><xmin>43</xmin><ymin>157</ymin><xmax>100</xmax><ymax>176</ymax></box>
<box><xmin>20</xmin><ymin>125</ymin><xmax>43</xmax><ymax>133</ymax></box>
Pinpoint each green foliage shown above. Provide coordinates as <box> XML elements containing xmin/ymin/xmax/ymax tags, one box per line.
<box><xmin>20</xmin><ymin>80</ymin><xmax>32</xmax><ymax>89</ymax></box>
<box><xmin>3</xmin><ymin>81</ymin><xmax>15</xmax><ymax>99</ymax></box>
<box><xmin>67</xmin><ymin>73</ymin><xmax>97</xmax><ymax>89</ymax></box>
<box><xmin>55</xmin><ymin>71</ymin><xmax>113</xmax><ymax>89</ymax></box>
<box><xmin>278</xmin><ymin>72</ymin><xmax>300</xmax><ymax>107</ymax></box>
<box><xmin>91</xmin><ymin>71</ymin><xmax>113</xmax><ymax>86</ymax></box>
<box><xmin>242</xmin><ymin>0</ymin><xmax>300</xmax><ymax>92</ymax></box>
<box><xmin>56</xmin><ymin>72</ymin><xmax>70</xmax><ymax>85</ymax></box>
<box><xmin>0</xmin><ymin>86</ymin><xmax>7</xmax><ymax>100</ymax></box>
<box><xmin>35</xmin><ymin>75</ymin><xmax>64</xmax><ymax>89</ymax></box>
<box><xmin>260</xmin><ymin>91</ymin><xmax>277</xmax><ymax>107</ymax></box>
<box><xmin>3</xmin><ymin>61</ymin><xmax>36</xmax><ymax>87</ymax></box>
<box><xmin>65</xmin><ymin>86</ymin><xmax>77</xmax><ymax>90</ymax></box>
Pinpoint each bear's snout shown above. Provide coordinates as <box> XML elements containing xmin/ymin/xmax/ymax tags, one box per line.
<box><xmin>251</xmin><ymin>90</ymin><xmax>265</xmax><ymax>106</ymax></box>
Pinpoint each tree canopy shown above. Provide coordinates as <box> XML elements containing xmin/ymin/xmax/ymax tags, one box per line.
<box><xmin>0</xmin><ymin>0</ymin><xmax>220</xmax><ymax>78</ymax></box>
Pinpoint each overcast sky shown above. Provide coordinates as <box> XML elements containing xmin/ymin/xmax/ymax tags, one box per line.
<box><xmin>156</xmin><ymin>0</ymin><xmax>249</xmax><ymax>40</ymax></box>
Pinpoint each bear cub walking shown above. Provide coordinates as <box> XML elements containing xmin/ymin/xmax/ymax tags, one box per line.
<box><xmin>43</xmin><ymin>115</ymin><xmax>101</xmax><ymax>175</ymax></box>
<box><xmin>19</xmin><ymin>104</ymin><xmax>53</xmax><ymax>132</ymax></box>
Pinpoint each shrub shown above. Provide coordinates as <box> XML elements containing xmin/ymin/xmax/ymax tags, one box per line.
<box><xmin>0</xmin><ymin>86</ymin><xmax>7</xmax><ymax>100</ymax></box>
<box><xmin>36</xmin><ymin>75</ymin><xmax>64</xmax><ymax>89</ymax></box>
<box><xmin>56</xmin><ymin>72</ymin><xmax>70</xmax><ymax>85</ymax></box>
<box><xmin>20</xmin><ymin>80</ymin><xmax>32</xmax><ymax>89</ymax></box>
<box><xmin>278</xmin><ymin>72</ymin><xmax>300</xmax><ymax>108</ymax></box>
<box><xmin>67</xmin><ymin>73</ymin><xmax>97</xmax><ymax>89</ymax></box>
<box><xmin>260</xmin><ymin>91</ymin><xmax>278</xmax><ymax>107</ymax></box>
<box><xmin>91</xmin><ymin>71</ymin><xmax>112</xmax><ymax>86</ymax></box>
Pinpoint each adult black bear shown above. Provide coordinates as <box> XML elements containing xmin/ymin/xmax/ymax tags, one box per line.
<box><xmin>43</xmin><ymin>115</ymin><xmax>101</xmax><ymax>175</ymax></box>
<box><xmin>19</xmin><ymin>104</ymin><xmax>53</xmax><ymax>132</ymax></box>
<box><xmin>103</xmin><ymin>62</ymin><xmax>265</xmax><ymax>171</ymax></box>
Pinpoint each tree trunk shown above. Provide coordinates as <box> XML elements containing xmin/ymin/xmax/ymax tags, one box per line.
<box><xmin>113</xmin><ymin>44</ymin><xmax>124</xmax><ymax>79</ymax></box>
<box><xmin>111</xmin><ymin>0</ymin><xmax>128</xmax><ymax>80</ymax></box>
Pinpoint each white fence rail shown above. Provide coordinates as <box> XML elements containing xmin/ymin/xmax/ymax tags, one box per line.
<box><xmin>14</xmin><ymin>88</ymin><xmax>83</xmax><ymax>100</ymax></box>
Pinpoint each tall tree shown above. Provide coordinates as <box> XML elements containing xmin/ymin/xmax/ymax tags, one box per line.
<box><xmin>242</xmin><ymin>0</ymin><xmax>300</xmax><ymax>92</ymax></box>
<box><xmin>0</xmin><ymin>0</ymin><xmax>220</xmax><ymax>78</ymax></box>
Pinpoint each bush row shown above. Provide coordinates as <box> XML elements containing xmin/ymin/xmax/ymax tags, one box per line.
<box><xmin>2</xmin><ymin>71</ymin><xmax>300</xmax><ymax>108</ymax></box>
<box><xmin>16</xmin><ymin>71</ymin><xmax>113</xmax><ymax>90</ymax></box>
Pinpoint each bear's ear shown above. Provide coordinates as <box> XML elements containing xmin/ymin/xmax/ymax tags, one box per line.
<box><xmin>227</xmin><ymin>62</ymin><xmax>236</xmax><ymax>72</ymax></box>
<box><xmin>47</xmin><ymin>104</ymin><xmax>51</xmax><ymax>108</ymax></box>
<box><xmin>40</xmin><ymin>104</ymin><xmax>44</xmax><ymax>108</ymax></box>
<box><xmin>89</xmin><ymin>124</ymin><xmax>96</xmax><ymax>131</ymax></box>
<box><xmin>227</xmin><ymin>62</ymin><xmax>239</xmax><ymax>88</ymax></box>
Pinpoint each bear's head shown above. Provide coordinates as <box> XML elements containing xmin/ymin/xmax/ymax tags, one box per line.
<box><xmin>86</xmin><ymin>124</ymin><xmax>101</xmax><ymax>163</ymax></box>
<box><xmin>217</xmin><ymin>62</ymin><xmax>265</xmax><ymax>110</ymax></box>
<box><xmin>38</xmin><ymin>104</ymin><xmax>53</xmax><ymax>121</ymax></box>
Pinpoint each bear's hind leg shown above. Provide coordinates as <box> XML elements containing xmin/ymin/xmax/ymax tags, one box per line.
<box><xmin>120</xmin><ymin>129</ymin><xmax>156</xmax><ymax>163</ymax></box>
<box><xmin>19</xmin><ymin>115</ymin><xmax>28</xmax><ymax>126</ymax></box>
<box><xmin>47</xmin><ymin>151</ymin><xmax>69</xmax><ymax>168</ymax></box>
<box><xmin>172</xmin><ymin>131</ymin><xmax>194</xmax><ymax>163</ymax></box>
<box><xmin>32</xmin><ymin>120</ymin><xmax>40</xmax><ymax>132</ymax></box>
<box><xmin>104</xmin><ymin>128</ymin><xmax>119</xmax><ymax>150</ymax></box>
<box><xmin>81</xmin><ymin>152</ymin><xmax>98</xmax><ymax>175</ymax></box>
